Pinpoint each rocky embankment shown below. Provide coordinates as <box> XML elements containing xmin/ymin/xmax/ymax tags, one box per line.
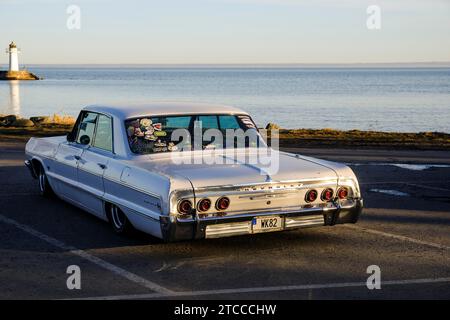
<box><xmin>0</xmin><ymin>114</ymin><xmax>75</xmax><ymax>127</ymax></box>
<box><xmin>0</xmin><ymin>116</ymin><xmax>449</xmax><ymax>150</ymax></box>
<box><xmin>0</xmin><ymin>70</ymin><xmax>41</xmax><ymax>80</ymax></box>
<box><xmin>264</xmin><ymin>123</ymin><xmax>450</xmax><ymax>150</ymax></box>
<box><xmin>0</xmin><ymin>114</ymin><xmax>75</xmax><ymax>141</ymax></box>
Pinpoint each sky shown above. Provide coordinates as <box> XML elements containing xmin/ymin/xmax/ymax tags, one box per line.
<box><xmin>0</xmin><ymin>0</ymin><xmax>449</xmax><ymax>65</ymax></box>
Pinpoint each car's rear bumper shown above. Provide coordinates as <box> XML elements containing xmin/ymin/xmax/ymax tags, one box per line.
<box><xmin>160</xmin><ymin>198</ymin><xmax>363</xmax><ymax>242</ymax></box>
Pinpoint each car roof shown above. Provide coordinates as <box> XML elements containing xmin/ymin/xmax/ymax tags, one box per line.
<box><xmin>84</xmin><ymin>102</ymin><xmax>249</xmax><ymax>119</ymax></box>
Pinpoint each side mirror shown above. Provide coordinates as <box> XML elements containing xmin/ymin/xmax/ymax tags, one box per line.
<box><xmin>79</xmin><ymin>135</ymin><xmax>90</xmax><ymax>145</ymax></box>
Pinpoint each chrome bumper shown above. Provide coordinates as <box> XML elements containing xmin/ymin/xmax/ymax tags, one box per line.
<box><xmin>160</xmin><ymin>198</ymin><xmax>363</xmax><ymax>241</ymax></box>
<box><xmin>205</xmin><ymin>214</ymin><xmax>325</xmax><ymax>239</ymax></box>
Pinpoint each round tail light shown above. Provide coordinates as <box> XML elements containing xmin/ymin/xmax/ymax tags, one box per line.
<box><xmin>178</xmin><ymin>200</ymin><xmax>192</xmax><ymax>214</ymax></box>
<box><xmin>337</xmin><ymin>187</ymin><xmax>349</xmax><ymax>199</ymax></box>
<box><xmin>197</xmin><ymin>198</ymin><xmax>211</xmax><ymax>212</ymax></box>
<box><xmin>321</xmin><ymin>188</ymin><xmax>334</xmax><ymax>202</ymax></box>
<box><xmin>305</xmin><ymin>189</ymin><xmax>318</xmax><ymax>203</ymax></box>
<box><xmin>216</xmin><ymin>197</ymin><xmax>230</xmax><ymax>211</ymax></box>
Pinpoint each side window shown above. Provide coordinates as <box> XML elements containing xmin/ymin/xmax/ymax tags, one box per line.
<box><xmin>76</xmin><ymin>112</ymin><xmax>98</xmax><ymax>145</ymax></box>
<box><xmin>93</xmin><ymin>115</ymin><xmax>113</xmax><ymax>152</ymax></box>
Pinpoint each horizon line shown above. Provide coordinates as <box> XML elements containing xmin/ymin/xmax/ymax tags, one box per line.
<box><xmin>2</xmin><ymin>61</ymin><xmax>450</xmax><ymax>68</ymax></box>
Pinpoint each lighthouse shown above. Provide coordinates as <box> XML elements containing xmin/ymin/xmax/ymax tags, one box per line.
<box><xmin>1</xmin><ymin>42</ymin><xmax>39</xmax><ymax>80</ymax></box>
<box><xmin>7</xmin><ymin>42</ymin><xmax>19</xmax><ymax>71</ymax></box>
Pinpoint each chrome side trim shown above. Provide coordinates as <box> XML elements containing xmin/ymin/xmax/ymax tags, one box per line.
<box><xmin>50</xmin><ymin>167</ymin><xmax>163</xmax><ymax>204</ymax></box>
<box><xmin>47</xmin><ymin>171</ymin><xmax>78</xmax><ymax>188</ymax></box>
<box><xmin>47</xmin><ymin>171</ymin><xmax>163</xmax><ymax>220</ymax></box>
<box><xmin>103</xmin><ymin>175</ymin><xmax>163</xmax><ymax>201</ymax></box>
<box><xmin>108</xmin><ymin>200</ymin><xmax>160</xmax><ymax>222</ymax></box>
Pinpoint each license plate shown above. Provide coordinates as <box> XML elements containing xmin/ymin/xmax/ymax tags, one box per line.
<box><xmin>252</xmin><ymin>216</ymin><xmax>284</xmax><ymax>233</ymax></box>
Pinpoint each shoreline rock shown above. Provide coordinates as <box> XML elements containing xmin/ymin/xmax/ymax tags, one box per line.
<box><xmin>0</xmin><ymin>70</ymin><xmax>41</xmax><ymax>80</ymax></box>
<box><xmin>0</xmin><ymin>114</ymin><xmax>75</xmax><ymax>127</ymax></box>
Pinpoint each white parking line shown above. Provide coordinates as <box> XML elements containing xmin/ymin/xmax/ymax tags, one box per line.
<box><xmin>360</xmin><ymin>181</ymin><xmax>450</xmax><ymax>192</ymax></box>
<box><xmin>344</xmin><ymin>224</ymin><xmax>450</xmax><ymax>251</ymax></box>
<box><xmin>73</xmin><ymin>277</ymin><xmax>450</xmax><ymax>300</ymax></box>
<box><xmin>359</xmin><ymin>180</ymin><xmax>444</xmax><ymax>186</ymax></box>
<box><xmin>2</xmin><ymin>213</ymin><xmax>449</xmax><ymax>300</ymax></box>
<box><xmin>404</xmin><ymin>183</ymin><xmax>450</xmax><ymax>192</ymax></box>
<box><xmin>0</xmin><ymin>214</ymin><xmax>175</xmax><ymax>295</ymax></box>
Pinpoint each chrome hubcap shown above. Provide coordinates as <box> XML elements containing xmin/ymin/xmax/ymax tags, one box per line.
<box><xmin>111</xmin><ymin>206</ymin><xmax>124</xmax><ymax>229</ymax></box>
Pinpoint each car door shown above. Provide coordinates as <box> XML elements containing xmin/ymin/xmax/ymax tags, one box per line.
<box><xmin>51</xmin><ymin>112</ymin><xmax>90</xmax><ymax>202</ymax></box>
<box><xmin>52</xmin><ymin>143</ymin><xmax>84</xmax><ymax>201</ymax></box>
<box><xmin>77</xmin><ymin>113</ymin><xmax>113</xmax><ymax>219</ymax></box>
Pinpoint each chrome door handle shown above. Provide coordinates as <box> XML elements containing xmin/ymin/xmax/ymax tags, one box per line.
<box><xmin>74</xmin><ymin>155</ymin><xmax>81</xmax><ymax>160</ymax></box>
<box><xmin>97</xmin><ymin>163</ymin><xmax>107</xmax><ymax>169</ymax></box>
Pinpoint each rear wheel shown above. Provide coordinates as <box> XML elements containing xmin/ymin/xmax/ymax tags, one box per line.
<box><xmin>37</xmin><ymin>163</ymin><xmax>54</xmax><ymax>197</ymax></box>
<box><xmin>107</xmin><ymin>204</ymin><xmax>134</xmax><ymax>235</ymax></box>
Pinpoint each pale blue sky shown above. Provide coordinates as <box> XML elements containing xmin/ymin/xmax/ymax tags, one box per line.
<box><xmin>1</xmin><ymin>0</ymin><xmax>449</xmax><ymax>64</ymax></box>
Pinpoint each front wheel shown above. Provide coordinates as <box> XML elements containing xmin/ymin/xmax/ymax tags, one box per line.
<box><xmin>37</xmin><ymin>164</ymin><xmax>54</xmax><ymax>197</ymax></box>
<box><xmin>107</xmin><ymin>204</ymin><xmax>135</xmax><ymax>235</ymax></box>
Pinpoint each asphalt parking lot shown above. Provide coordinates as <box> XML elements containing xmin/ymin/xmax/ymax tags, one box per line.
<box><xmin>0</xmin><ymin>141</ymin><xmax>449</xmax><ymax>299</ymax></box>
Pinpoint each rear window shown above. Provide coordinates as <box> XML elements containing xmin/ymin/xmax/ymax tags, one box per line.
<box><xmin>125</xmin><ymin>114</ymin><xmax>260</xmax><ymax>154</ymax></box>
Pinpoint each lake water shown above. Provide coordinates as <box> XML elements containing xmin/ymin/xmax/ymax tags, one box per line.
<box><xmin>1</xmin><ymin>66</ymin><xmax>449</xmax><ymax>133</ymax></box>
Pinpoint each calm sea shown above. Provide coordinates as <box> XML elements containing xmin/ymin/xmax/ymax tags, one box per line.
<box><xmin>1</xmin><ymin>66</ymin><xmax>449</xmax><ymax>133</ymax></box>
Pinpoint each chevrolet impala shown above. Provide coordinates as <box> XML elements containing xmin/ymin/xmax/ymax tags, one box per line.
<box><xmin>24</xmin><ymin>103</ymin><xmax>363</xmax><ymax>241</ymax></box>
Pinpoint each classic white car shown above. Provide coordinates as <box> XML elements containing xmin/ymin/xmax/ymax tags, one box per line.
<box><xmin>25</xmin><ymin>103</ymin><xmax>363</xmax><ymax>241</ymax></box>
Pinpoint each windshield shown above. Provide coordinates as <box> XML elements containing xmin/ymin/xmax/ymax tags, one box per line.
<box><xmin>125</xmin><ymin>114</ymin><xmax>265</xmax><ymax>154</ymax></box>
